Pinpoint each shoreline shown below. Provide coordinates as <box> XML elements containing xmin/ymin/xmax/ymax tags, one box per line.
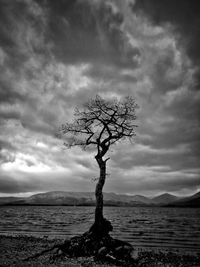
<box><xmin>0</xmin><ymin>234</ymin><xmax>200</xmax><ymax>267</ymax></box>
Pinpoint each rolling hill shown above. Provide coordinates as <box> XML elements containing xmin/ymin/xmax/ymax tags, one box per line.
<box><xmin>0</xmin><ymin>191</ymin><xmax>199</xmax><ymax>207</ymax></box>
<box><xmin>0</xmin><ymin>197</ymin><xmax>25</xmax><ymax>205</ymax></box>
<box><xmin>166</xmin><ymin>191</ymin><xmax>200</xmax><ymax>207</ymax></box>
<box><xmin>151</xmin><ymin>193</ymin><xmax>180</xmax><ymax>204</ymax></box>
<box><xmin>9</xmin><ymin>191</ymin><xmax>152</xmax><ymax>206</ymax></box>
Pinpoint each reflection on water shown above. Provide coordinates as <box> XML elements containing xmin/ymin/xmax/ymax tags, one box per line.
<box><xmin>0</xmin><ymin>206</ymin><xmax>200</xmax><ymax>252</ymax></box>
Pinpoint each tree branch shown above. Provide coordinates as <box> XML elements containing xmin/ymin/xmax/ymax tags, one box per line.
<box><xmin>59</xmin><ymin>95</ymin><xmax>138</xmax><ymax>154</ymax></box>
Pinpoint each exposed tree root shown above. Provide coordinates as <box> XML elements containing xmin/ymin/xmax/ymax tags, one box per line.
<box><xmin>23</xmin><ymin>224</ymin><xmax>136</xmax><ymax>266</ymax></box>
<box><xmin>23</xmin><ymin>243</ymin><xmax>61</xmax><ymax>261</ymax></box>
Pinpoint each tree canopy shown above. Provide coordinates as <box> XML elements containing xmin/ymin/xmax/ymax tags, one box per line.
<box><xmin>60</xmin><ymin>95</ymin><xmax>138</xmax><ymax>160</ymax></box>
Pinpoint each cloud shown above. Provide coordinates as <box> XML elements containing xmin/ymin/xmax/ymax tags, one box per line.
<box><xmin>0</xmin><ymin>0</ymin><xmax>199</xmax><ymax>196</ymax></box>
<box><xmin>104</xmin><ymin>164</ymin><xmax>200</xmax><ymax>196</ymax></box>
<box><xmin>0</xmin><ymin>168</ymin><xmax>95</xmax><ymax>194</ymax></box>
<box><xmin>36</xmin><ymin>0</ymin><xmax>141</xmax><ymax>68</ymax></box>
<box><xmin>132</xmin><ymin>0</ymin><xmax>200</xmax><ymax>90</ymax></box>
<box><xmin>0</xmin><ymin>173</ymin><xmax>41</xmax><ymax>193</ymax></box>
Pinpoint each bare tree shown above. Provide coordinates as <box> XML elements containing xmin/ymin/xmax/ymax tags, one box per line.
<box><xmin>60</xmin><ymin>95</ymin><xmax>138</xmax><ymax>236</ymax></box>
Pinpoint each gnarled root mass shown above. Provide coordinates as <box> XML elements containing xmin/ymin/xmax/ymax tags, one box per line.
<box><xmin>59</xmin><ymin>231</ymin><xmax>135</xmax><ymax>265</ymax></box>
<box><xmin>24</xmin><ymin>219</ymin><xmax>136</xmax><ymax>266</ymax></box>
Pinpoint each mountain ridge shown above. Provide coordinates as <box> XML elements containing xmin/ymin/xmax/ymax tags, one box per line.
<box><xmin>1</xmin><ymin>191</ymin><xmax>199</xmax><ymax>207</ymax></box>
<box><xmin>151</xmin><ymin>193</ymin><xmax>180</xmax><ymax>204</ymax></box>
<box><xmin>165</xmin><ymin>191</ymin><xmax>200</xmax><ymax>207</ymax></box>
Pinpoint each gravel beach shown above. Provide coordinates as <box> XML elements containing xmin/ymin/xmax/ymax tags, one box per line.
<box><xmin>0</xmin><ymin>235</ymin><xmax>200</xmax><ymax>267</ymax></box>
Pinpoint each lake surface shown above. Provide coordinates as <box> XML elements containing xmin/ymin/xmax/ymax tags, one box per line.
<box><xmin>0</xmin><ymin>206</ymin><xmax>200</xmax><ymax>253</ymax></box>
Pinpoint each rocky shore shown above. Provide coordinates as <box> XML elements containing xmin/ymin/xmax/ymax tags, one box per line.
<box><xmin>0</xmin><ymin>235</ymin><xmax>200</xmax><ymax>267</ymax></box>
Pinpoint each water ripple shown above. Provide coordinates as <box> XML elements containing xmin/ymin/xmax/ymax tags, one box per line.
<box><xmin>0</xmin><ymin>206</ymin><xmax>199</xmax><ymax>252</ymax></box>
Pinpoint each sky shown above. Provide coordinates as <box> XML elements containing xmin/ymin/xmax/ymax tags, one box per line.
<box><xmin>0</xmin><ymin>0</ymin><xmax>200</xmax><ymax>197</ymax></box>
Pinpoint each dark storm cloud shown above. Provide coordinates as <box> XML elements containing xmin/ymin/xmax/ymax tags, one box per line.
<box><xmin>0</xmin><ymin>78</ymin><xmax>25</xmax><ymax>104</ymax></box>
<box><xmin>0</xmin><ymin>0</ymin><xmax>48</xmax><ymax>72</ymax></box>
<box><xmin>105</xmin><ymin>167</ymin><xmax>200</xmax><ymax>196</ymax></box>
<box><xmin>20</xmin><ymin>109</ymin><xmax>57</xmax><ymax>136</ymax></box>
<box><xmin>0</xmin><ymin>0</ymin><xmax>52</xmax><ymax>133</ymax></box>
<box><xmin>151</xmin><ymin>47</ymin><xmax>185</xmax><ymax>94</ymax></box>
<box><xmin>136</xmin><ymin>123</ymin><xmax>200</xmax><ymax>177</ymax></box>
<box><xmin>112</xmin><ymin>142</ymin><xmax>199</xmax><ymax>172</ymax></box>
<box><xmin>38</xmin><ymin>0</ymin><xmax>140</xmax><ymax>67</ymax></box>
<box><xmin>0</xmin><ymin>140</ymin><xmax>15</xmax><ymax>151</ymax></box>
<box><xmin>0</xmin><ymin>110</ymin><xmax>20</xmax><ymax>121</ymax></box>
<box><xmin>0</xmin><ymin>140</ymin><xmax>15</xmax><ymax>165</ymax></box>
<box><xmin>84</xmin><ymin>63</ymin><xmax>138</xmax><ymax>86</ymax></box>
<box><xmin>164</xmin><ymin>90</ymin><xmax>200</xmax><ymax>123</ymax></box>
<box><xmin>0</xmin><ymin>174</ymin><xmax>40</xmax><ymax>193</ymax></box>
<box><xmin>131</xmin><ymin>175</ymin><xmax>200</xmax><ymax>193</ymax></box>
<box><xmin>0</xmin><ymin>170</ymin><xmax>94</xmax><ymax>194</ymax></box>
<box><xmin>138</xmin><ymin>86</ymin><xmax>200</xmax><ymax>171</ymax></box>
<box><xmin>0</xmin><ymin>0</ymin><xmax>140</xmax><ymax>135</ymax></box>
<box><xmin>132</xmin><ymin>0</ymin><xmax>200</xmax><ymax>89</ymax></box>
<box><xmin>129</xmin><ymin>0</ymin><xmax>200</xmax><ymax>180</ymax></box>
<box><xmin>0</xmin><ymin>1</ymin><xmax>25</xmax><ymax>70</ymax></box>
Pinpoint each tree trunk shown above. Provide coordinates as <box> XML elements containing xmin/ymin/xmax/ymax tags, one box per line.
<box><xmin>95</xmin><ymin>159</ymin><xmax>106</xmax><ymax>224</ymax></box>
<box><xmin>89</xmin><ymin>156</ymin><xmax>113</xmax><ymax>236</ymax></box>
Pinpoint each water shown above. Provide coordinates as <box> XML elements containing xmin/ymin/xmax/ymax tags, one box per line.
<box><xmin>0</xmin><ymin>206</ymin><xmax>200</xmax><ymax>253</ymax></box>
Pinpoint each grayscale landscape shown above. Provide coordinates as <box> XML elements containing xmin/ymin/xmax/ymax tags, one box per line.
<box><xmin>0</xmin><ymin>0</ymin><xmax>200</xmax><ymax>266</ymax></box>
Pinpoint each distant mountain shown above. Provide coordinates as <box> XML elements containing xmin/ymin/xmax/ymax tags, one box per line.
<box><xmin>0</xmin><ymin>197</ymin><xmax>25</xmax><ymax>205</ymax></box>
<box><xmin>152</xmin><ymin>193</ymin><xmax>180</xmax><ymax>204</ymax></box>
<box><xmin>27</xmin><ymin>191</ymin><xmax>94</xmax><ymax>205</ymax></box>
<box><xmin>187</xmin><ymin>191</ymin><xmax>200</xmax><ymax>200</ymax></box>
<box><xmin>0</xmin><ymin>191</ymin><xmax>152</xmax><ymax>206</ymax></box>
<box><xmin>1</xmin><ymin>191</ymin><xmax>199</xmax><ymax>207</ymax></box>
<box><xmin>103</xmin><ymin>193</ymin><xmax>151</xmax><ymax>205</ymax></box>
<box><xmin>166</xmin><ymin>191</ymin><xmax>200</xmax><ymax>207</ymax></box>
<box><xmin>25</xmin><ymin>191</ymin><xmax>152</xmax><ymax>206</ymax></box>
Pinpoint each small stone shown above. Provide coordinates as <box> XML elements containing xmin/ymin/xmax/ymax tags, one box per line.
<box><xmin>114</xmin><ymin>245</ymin><xmax>133</xmax><ymax>260</ymax></box>
<box><xmin>58</xmin><ymin>249</ymin><xmax>63</xmax><ymax>255</ymax></box>
<box><xmin>124</xmin><ymin>245</ymin><xmax>133</xmax><ymax>252</ymax></box>
<box><xmin>131</xmin><ymin>249</ymin><xmax>138</xmax><ymax>259</ymax></box>
<box><xmin>97</xmin><ymin>246</ymin><xmax>107</xmax><ymax>257</ymax></box>
<box><xmin>115</xmin><ymin>246</ymin><xmax>124</xmax><ymax>253</ymax></box>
